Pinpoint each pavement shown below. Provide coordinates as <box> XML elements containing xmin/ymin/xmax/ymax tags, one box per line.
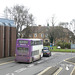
<box><xmin>0</xmin><ymin>56</ymin><xmax>15</xmax><ymax>64</ymax></box>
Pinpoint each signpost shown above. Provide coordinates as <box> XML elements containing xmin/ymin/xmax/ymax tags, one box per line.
<box><xmin>71</xmin><ymin>44</ymin><xmax>75</xmax><ymax>49</ymax></box>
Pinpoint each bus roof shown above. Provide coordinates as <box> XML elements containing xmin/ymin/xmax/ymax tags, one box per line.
<box><xmin>17</xmin><ymin>38</ymin><xmax>43</xmax><ymax>41</ymax></box>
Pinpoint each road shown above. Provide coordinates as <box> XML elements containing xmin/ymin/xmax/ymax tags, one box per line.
<box><xmin>0</xmin><ymin>52</ymin><xmax>75</xmax><ymax>75</ymax></box>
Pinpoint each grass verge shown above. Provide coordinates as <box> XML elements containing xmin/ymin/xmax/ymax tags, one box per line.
<box><xmin>46</xmin><ymin>46</ymin><xmax>75</xmax><ymax>52</ymax></box>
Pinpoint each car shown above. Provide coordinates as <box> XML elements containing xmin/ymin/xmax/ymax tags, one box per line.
<box><xmin>42</xmin><ymin>47</ymin><xmax>51</xmax><ymax>57</ymax></box>
<box><xmin>43</xmin><ymin>49</ymin><xmax>51</xmax><ymax>57</ymax></box>
<box><xmin>43</xmin><ymin>47</ymin><xmax>49</xmax><ymax>50</ymax></box>
<box><xmin>57</xmin><ymin>46</ymin><xmax>61</xmax><ymax>49</ymax></box>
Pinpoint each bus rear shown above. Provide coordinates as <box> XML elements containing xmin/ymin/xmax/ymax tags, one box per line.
<box><xmin>15</xmin><ymin>39</ymin><xmax>32</xmax><ymax>63</ymax></box>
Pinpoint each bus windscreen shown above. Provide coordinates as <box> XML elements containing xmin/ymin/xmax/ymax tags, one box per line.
<box><xmin>18</xmin><ymin>40</ymin><xmax>28</xmax><ymax>44</ymax></box>
<box><xmin>17</xmin><ymin>47</ymin><xmax>28</xmax><ymax>53</ymax></box>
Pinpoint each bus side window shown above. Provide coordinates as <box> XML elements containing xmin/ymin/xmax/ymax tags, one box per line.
<box><xmin>32</xmin><ymin>50</ymin><xmax>39</xmax><ymax>56</ymax></box>
<box><xmin>31</xmin><ymin>41</ymin><xmax>34</xmax><ymax>45</ymax></box>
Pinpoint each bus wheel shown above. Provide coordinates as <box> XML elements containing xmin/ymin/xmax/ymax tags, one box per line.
<box><xmin>31</xmin><ymin>57</ymin><xmax>34</xmax><ymax>63</ymax></box>
<box><xmin>40</xmin><ymin>55</ymin><xmax>41</xmax><ymax>60</ymax></box>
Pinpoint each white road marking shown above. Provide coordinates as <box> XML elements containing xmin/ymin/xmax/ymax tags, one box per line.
<box><xmin>6</xmin><ymin>63</ymin><xmax>34</xmax><ymax>74</ymax></box>
<box><xmin>11</xmin><ymin>73</ymin><xmax>14</xmax><ymax>75</ymax></box>
<box><xmin>66</xmin><ymin>66</ymin><xmax>69</xmax><ymax>70</ymax></box>
<box><xmin>28</xmin><ymin>64</ymin><xmax>34</xmax><ymax>67</ymax></box>
<box><xmin>61</xmin><ymin>64</ymin><xmax>73</xmax><ymax>67</ymax></box>
<box><xmin>37</xmin><ymin>60</ymin><xmax>44</xmax><ymax>63</ymax></box>
<box><xmin>6</xmin><ymin>73</ymin><xmax>14</xmax><ymax>75</ymax></box>
<box><xmin>14</xmin><ymin>68</ymin><xmax>27</xmax><ymax>73</ymax></box>
<box><xmin>45</xmin><ymin>58</ymin><xmax>49</xmax><ymax>60</ymax></box>
<box><xmin>6</xmin><ymin>73</ymin><xmax>10</xmax><ymax>75</ymax></box>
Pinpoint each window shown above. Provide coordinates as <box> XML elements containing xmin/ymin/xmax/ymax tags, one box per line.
<box><xmin>18</xmin><ymin>40</ymin><xmax>28</xmax><ymax>44</ymax></box>
<box><xmin>32</xmin><ymin>50</ymin><xmax>39</xmax><ymax>56</ymax></box>
<box><xmin>45</xmin><ymin>40</ymin><xmax>48</xmax><ymax>42</ymax></box>
<box><xmin>41</xmin><ymin>33</ymin><xmax>44</xmax><ymax>37</ymax></box>
<box><xmin>31</xmin><ymin>41</ymin><xmax>42</xmax><ymax>45</ymax></box>
<box><xmin>17</xmin><ymin>47</ymin><xmax>28</xmax><ymax>53</ymax></box>
<box><xmin>29</xmin><ymin>34</ymin><xmax>32</xmax><ymax>37</ymax></box>
<box><xmin>31</xmin><ymin>41</ymin><xmax>35</xmax><ymax>45</ymax></box>
<box><xmin>69</xmin><ymin>40</ymin><xmax>71</xmax><ymax>43</ymax></box>
<box><xmin>45</xmin><ymin>34</ymin><xmax>48</xmax><ymax>37</ymax></box>
<box><xmin>34</xmin><ymin>33</ymin><xmax>37</xmax><ymax>37</ymax></box>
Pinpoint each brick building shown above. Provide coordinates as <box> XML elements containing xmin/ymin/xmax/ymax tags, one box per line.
<box><xmin>0</xmin><ymin>18</ymin><xmax>16</xmax><ymax>58</ymax></box>
<box><xmin>21</xmin><ymin>25</ymin><xmax>75</xmax><ymax>44</ymax></box>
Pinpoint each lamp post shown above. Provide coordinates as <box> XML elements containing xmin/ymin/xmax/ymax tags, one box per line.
<box><xmin>69</xmin><ymin>35</ymin><xmax>72</xmax><ymax>57</ymax></box>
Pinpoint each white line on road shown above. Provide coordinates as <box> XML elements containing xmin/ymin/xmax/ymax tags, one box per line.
<box><xmin>14</xmin><ymin>68</ymin><xmax>27</xmax><ymax>73</ymax></box>
<box><xmin>6</xmin><ymin>73</ymin><xmax>14</xmax><ymax>75</ymax></box>
<box><xmin>28</xmin><ymin>64</ymin><xmax>34</xmax><ymax>67</ymax></box>
<box><xmin>37</xmin><ymin>60</ymin><xmax>44</xmax><ymax>63</ymax></box>
<box><xmin>45</xmin><ymin>58</ymin><xmax>49</xmax><ymax>60</ymax></box>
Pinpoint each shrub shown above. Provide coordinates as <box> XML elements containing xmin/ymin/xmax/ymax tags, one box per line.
<box><xmin>56</xmin><ymin>41</ymin><xmax>71</xmax><ymax>49</ymax></box>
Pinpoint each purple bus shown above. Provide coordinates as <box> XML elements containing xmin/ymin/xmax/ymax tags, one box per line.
<box><xmin>15</xmin><ymin>38</ymin><xmax>43</xmax><ymax>63</ymax></box>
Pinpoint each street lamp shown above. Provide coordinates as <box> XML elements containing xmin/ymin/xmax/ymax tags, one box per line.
<box><xmin>69</xmin><ymin>35</ymin><xmax>72</xmax><ymax>58</ymax></box>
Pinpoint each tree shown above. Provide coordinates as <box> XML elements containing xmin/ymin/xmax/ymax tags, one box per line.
<box><xmin>59</xmin><ymin>22</ymin><xmax>69</xmax><ymax>28</ymax></box>
<box><xmin>4</xmin><ymin>5</ymin><xmax>34</xmax><ymax>38</ymax></box>
<box><xmin>70</xmin><ymin>19</ymin><xmax>75</xmax><ymax>35</ymax></box>
<box><xmin>48</xmin><ymin>26</ymin><xmax>66</xmax><ymax>43</ymax></box>
<box><xmin>4</xmin><ymin>7</ymin><xmax>9</xmax><ymax>19</ymax></box>
<box><xmin>48</xmin><ymin>15</ymin><xmax>56</xmax><ymax>44</ymax></box>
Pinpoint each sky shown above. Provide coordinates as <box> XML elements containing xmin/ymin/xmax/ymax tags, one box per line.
<box><xmin>0</xmin><ymin>0</ymin><xmax>75</xmax><ymax>26</ymax></box>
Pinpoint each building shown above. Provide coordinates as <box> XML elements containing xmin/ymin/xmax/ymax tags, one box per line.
<box><xmin>0</xmin><ymin>18</ymin><xmax>16</xmax><ymax>58</ymax></box>
<box><xmin>22</xmin><ymin>25</ymin><xmax>50</xmax><ymax>42</ymax></box>
<box><xmin>21</xmin><ymin>25</ymin><xmax>75</xmax><ymax>44</ymax></box>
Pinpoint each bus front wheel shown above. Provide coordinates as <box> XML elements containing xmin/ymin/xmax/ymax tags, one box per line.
<box><xmin>31</xmin><ymin>57</ymin><xmax>34</xmax><ymax>63</ymax></box>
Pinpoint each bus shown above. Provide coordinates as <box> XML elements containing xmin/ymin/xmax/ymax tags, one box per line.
<box><xmin>15</xmin><ymin>38</ymin><xmax>43</xmax><ymax>63</ymax></box>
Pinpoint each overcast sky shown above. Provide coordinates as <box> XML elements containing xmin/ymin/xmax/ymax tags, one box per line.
<box><xmin>0</xmin><ymin>0</ymin><xmax>75</xmax><ymax>26</ymax></box>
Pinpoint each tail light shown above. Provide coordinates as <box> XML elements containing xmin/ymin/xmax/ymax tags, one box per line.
<box><xmin>27</xmin><ymin>57</ymin><xmax>30</xmax><ymax>59</ymax></box>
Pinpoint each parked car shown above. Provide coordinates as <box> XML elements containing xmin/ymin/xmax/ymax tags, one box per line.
<box><xmin>57</xmin><ymin>46</ymin><xmax>61</xmax><ymax>49</ymax></box>
<box><xmin>42</xmin><ymin>47</ymin><xmax>51</xmax><ymax>57</ymax></box>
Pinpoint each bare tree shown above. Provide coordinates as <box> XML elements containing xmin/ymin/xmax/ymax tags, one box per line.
<box><xmin>59</xmin><ymin>22</ymin><xmax>69</xmax><ymax>28</ymax></box>
<box><xmin>70</xmin><ymin>19</ymin><xmax>75</xmax><ymax>35</ymax></box>
<box><xmin>4</xmin><ymin>5</ymin><xmax>34</xmax><ymax>38</ymax></box>
<box><xmin>48</xmin><ymin>15</ymin><xmax>56</xmax><ymax>44</ymax></box>
<box><xmin>4</xmin><ymin>7</ymin><xmax>9</xmax><ymax>19</ymax></box>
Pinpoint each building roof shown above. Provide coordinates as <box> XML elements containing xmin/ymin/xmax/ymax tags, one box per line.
<box><xmin>22</xmin><ymin>25</ymin><xmax>51</xmax><ymax>33</ymax></box>
<box><xmin>22</xmin><ymin>25</ymin><xmax>74</xmax><ymax>36</ymax></box>
<box><xmin>0</xmin><ymin>18</ymin><xmax>16</xmax><ymax>27</ymax></box>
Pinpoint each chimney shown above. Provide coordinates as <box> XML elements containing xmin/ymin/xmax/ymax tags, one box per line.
<box><xmin>38</xmin><ymin>25</ymin><xmax>41</xmax><ymax>27</ymax></box>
